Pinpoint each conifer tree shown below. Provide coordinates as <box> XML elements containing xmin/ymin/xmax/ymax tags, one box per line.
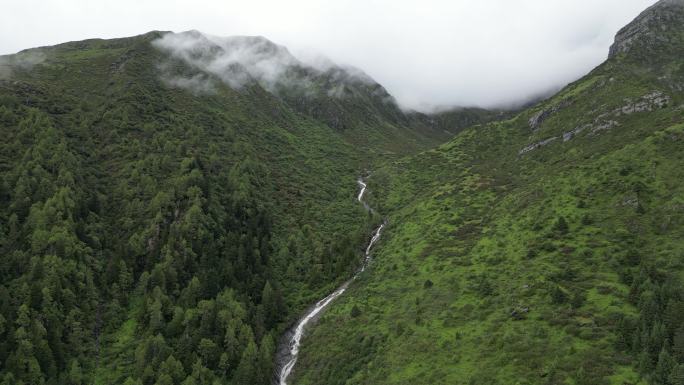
<box><xmin>655</xmin><ymin>347</ymin><xmax>675</xmax><ymax>385</ymax></box>
<box><xmin>234</xmin><ymin>340</ymin><xmax>258</xmax><ymax>385</ymax></box>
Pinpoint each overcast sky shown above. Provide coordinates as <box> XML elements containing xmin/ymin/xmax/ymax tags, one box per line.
<box><xmin>1</xmin><ymin>0</ymin><xmax>657</xmax><ymax>110</ymax></box>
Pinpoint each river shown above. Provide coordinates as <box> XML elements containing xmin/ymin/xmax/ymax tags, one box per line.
<box><xmin>274</xmin><ymin>178</ymin><xmax>385</xmax><ymax>385</ymax></box>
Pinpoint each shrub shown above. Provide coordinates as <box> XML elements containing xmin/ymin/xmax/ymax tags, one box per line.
<box><xmin>551</xmin><ymin>285</ymin><xmax>568</xmax><ymax>304</ymax></box>
<box><xmin>553</xmin><ymin>216</ymin><xmax>569</xmax><ymax>235</ymax></box>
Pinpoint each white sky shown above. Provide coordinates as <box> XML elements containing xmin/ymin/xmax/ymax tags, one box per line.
<box><xmin>0</xmin><ymin>0</ymin><xmax>657</xmax><ymax>111</ymax></box>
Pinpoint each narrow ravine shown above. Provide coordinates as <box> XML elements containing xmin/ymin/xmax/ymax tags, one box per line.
<box><xmin>274</xmin><ymin>178</ymin><xmax>385</xmax><ymax>385</ymax></box>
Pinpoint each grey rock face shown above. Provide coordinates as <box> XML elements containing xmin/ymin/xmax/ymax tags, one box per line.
<box><xmin>588</xmin><ymin>120</ymin><xmax>620</xmax><ymax>136</ymax></box>
<box><xmin>518</xmin><ymin>136</ymin><xmax>559</xmax><ymax>155</ymax></box>
<box><xmin>521</xmin><ymin>90</ymin><xmax>671</xmax><ymax>154</ymax></box>
<box><xmin>615</xmin><ymin>91</ymin><xmax>671</xmax><ymax>116</ymax></box>
<box><xmin>528</xmin><ymin>99</ymin><xmax>572</xmax><ymax>130</ymax></box>
<box><xmin>565</xmin><ymin>91</ymin><xmax>670</xmax><ymax>141</ymax></box>
<box><xmin>609</xmin><ymin>0</ymin><xmax>684</xmax><ymax>58</ymax></box>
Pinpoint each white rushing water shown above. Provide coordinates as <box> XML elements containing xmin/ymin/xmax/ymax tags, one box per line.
<box><xmin>277</xmin><ymin>179</ymin><xmax>384</xmax><ymax>385</ymax></box>
<box><xmin>357</xmin><ymin>180</ymin><xmax>367</xmax><ymax>202</ymax></box>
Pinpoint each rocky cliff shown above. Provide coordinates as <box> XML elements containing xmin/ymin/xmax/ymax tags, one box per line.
<box><xmin>609</xmin><ymin>0</ymin><xmax>684</xmax><ymax>59</ymax></box>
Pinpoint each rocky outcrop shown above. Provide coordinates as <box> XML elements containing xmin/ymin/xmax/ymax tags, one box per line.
<box><xmin>563</xmin><ymin>120</ymin><xmax>620</xmax><ymax>142</ymax></box>
<box><xmin>518</xmin><ymin>136</ymin><xmax>558</xmax><ymax>155</ymax></box>
<box><xmin>609</xmin><ymin>0</ymin><xmax>684</xmax><ymax>58</ymax></box>
<box><xmin>615</xmin><ymin>91</ymin><xmax>670</xmax><ymax>115</ymax></box>
<box><xmin>528</xmin><ymin>99</ymin><xmax>572</xmax><ymax>130</ymax></box>
<box><xmin>521</xmin><ymin>90</ymin><xmax>670</xmax><ymax>154</ymax></box>
<box><xmin>561</xmin><ymin>91</ymin><xmax>668</xmax><ymax>142</ymax></box>
<box><xmin>588</xmin><ymin>120</ymin><xmax>620</xmax><ymax>136</ymax></box>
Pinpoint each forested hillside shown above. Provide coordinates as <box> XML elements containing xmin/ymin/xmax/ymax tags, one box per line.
<box><xmin>292</xmin><ymin>1</ymin><xmax>684</xmax><ymax>384</ymax></box>
<box><xmin>0</xmin><ymin>31</ymin><xmax>491</xmax><ymax>385</ymax></box>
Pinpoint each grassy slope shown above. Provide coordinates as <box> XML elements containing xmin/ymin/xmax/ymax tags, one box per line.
<box><xmin>292</xmin><ymin>12</ymin><xmax>684</xmax><ymax>385</ymax></box>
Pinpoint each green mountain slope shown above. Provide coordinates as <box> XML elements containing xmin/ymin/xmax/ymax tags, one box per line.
<box><xmin>292</xmin><ymin>1</ymin><xmax>684</xmax><ymax>384</ymax></box>
<box><xmin>0</xmin><ymin>31</ymin><xmax>496</xmax><ymax>385</ymax></box>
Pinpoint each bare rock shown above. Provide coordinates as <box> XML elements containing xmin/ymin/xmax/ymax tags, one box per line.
<box><xmin>518</xmin><ymin>136</ymin><xmax>558</xmax><ymax>155</ymax></box>
<box><xmin>528</xmin><ymin>99</ymin><xmax>572</xmax><ymax>130</ymax></box>
<box><xmin>615</xmin><ymin>91</ymin><xmax>670</xmax><ymax>116</ymax></box>
<box><xmin>609</xmin><ymin>0</ymin><xmax>684</xmax><ymax>58</ymax></box>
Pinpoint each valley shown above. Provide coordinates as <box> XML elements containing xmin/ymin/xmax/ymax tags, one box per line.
<box><xmin>0</xmin><ymin>1</ymin><xmax>683</xmax><ymax>385</ymax></box>
<box><xmin>276</xmin><ymin>179</ymin><xmax>384</xmax><ymax>385</ymax></box>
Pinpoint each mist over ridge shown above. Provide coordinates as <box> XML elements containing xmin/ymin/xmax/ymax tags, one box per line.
<box><xmin>0</xmin><ymin>0</ymin><xmax>659</xmax><ymax>112</ymax></box>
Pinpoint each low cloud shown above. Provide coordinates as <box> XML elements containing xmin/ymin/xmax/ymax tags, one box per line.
<box><xmin>0</xmin><ymin>0</ymin><xmax>658</xmax><ymax>110</ymax></box>
<box><xmin>0</xmin><ymin>50</ymin><xmax>46</xmax><ymax>79</ymax></box>
<box><xmin>152</xmin><ymin>31</ymin><xmax>375</xmax><ymax>99</ymax></box>
<box><xmin>153</xmin><ymin>31</ymin><xmax>297</xmax><ymax>95</ymax></box>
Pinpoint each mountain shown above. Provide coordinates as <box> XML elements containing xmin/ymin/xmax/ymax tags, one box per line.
<box><xmin>0</xmin><ymin>31</ymin><xmax>498</xmax><ymax>385</ymax></box>
<box><xmin>152</xmin><ymin>31</ymin><xmax>406</xmax><ymax>131</ymax></box>
<box><xmin>609</xmin><ymin>0</ymin><xmax>684</xmax><ymax>63</ymax></box>
<box><xmin>291</xmin><ymin>1</ymin><xmax>684</xmax><ymax>384</ymax></box>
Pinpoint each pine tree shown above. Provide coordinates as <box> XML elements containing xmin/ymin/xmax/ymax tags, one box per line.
<box><xmin>155</xmin><ymin>373</ymin><xmax>173</xmax><ymax>385</ymax></box>
<box><xmin>12</xmin><ymin>305</ymin><xmax>45</xmax><ymax>385</ymax></box>
<box><xmin>649</xmin><ymin>322</ymin><xmax>668</xmax><ymax>362</ymax></box>
<box><xmin>68</xmin><ymin>359</ymin><xmax>83</xmax><ymax>385</ymax></box>
<box><xmin>148</xmin><ymin>297</ymin><xmax>164</xmax><ymax>333</ymax></box>
<box><xmin>123</xmin><ymin>376</ymin><xmax>143</xmax><ymax>385</ymax></box>
<box><xmin>234</xmin><ymin>340</ymin><xmax>258</xmax><ymax>385</ymax></box>
<box><xmin>655</xmin><ymin>347</ymin><xmax>675</xmax><ymax>385</ymax></box>
<box><xmin>223</xmin><ymin>324</ymin><xmax>240</xmax><ymax>369</ymax></box>
<box><xmin>118</xmin><ymin>260</ymin><xmax>133</xmax><ymax>301</ymax></box>
<box><xmin>158</xmin><ymin>355</ymin><xmax>185</xmax><ymax>384</ymax></box>
<box><xmin>257</xmin><ymin>335</ymin><xmax>275</xmax><ymax>385</ymax></box>
<box><xmin>187</xmin><ymin>359</ymin><xmax>214</xmax><ymax>384</ymax></box>
<box><xmin>261</xmin><ymin>281</ymin><xmax>277</xmax><ymax>328</ymax></box>
<box><xmin>218</xmin><ymin>352</ymin><xmax>231</xmax><ymax>376</ymax></box>
<box><xmin>180</xmin><ymin>277</ymin><xmax>202</xmax><ymax>308</ymax></box>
